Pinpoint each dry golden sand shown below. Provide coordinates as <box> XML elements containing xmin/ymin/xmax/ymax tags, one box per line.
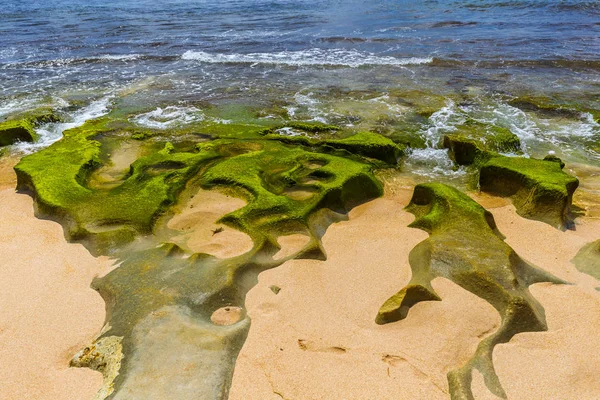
<box><xmin>0</xmin><ymin>157</ymin><xmax>111</xmax><ymax>400</ymax></box>
<box><xmin>230</xmin><ymin>188</ymin><xmax>600</xmax><ymax>400</ymax></box>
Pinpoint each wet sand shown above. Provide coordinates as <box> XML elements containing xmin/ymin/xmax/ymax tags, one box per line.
<box><xmin>166</xmin><ymin>188</ymin><xmax>254</xmax><ymax>259</ymax></box>
<box><xmin>0</xmin><ymin>157</ymin><xmax>111</xmax><ymax>400</ymax></box>
<box><xmin>230</xmin><ymin>187</ymin><xmax>600</xmax><ymax>399</ymax></box>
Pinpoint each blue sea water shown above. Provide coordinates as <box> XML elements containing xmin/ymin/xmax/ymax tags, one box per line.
<box><xmin>1</xmin><ymin>0</ymin><xmax>599</xmax><ymax>170</ymax></box>
<box><xmin>2</xmin><ymin>0</ymin><xmax>600</xmax><ymax>65</ymax></box>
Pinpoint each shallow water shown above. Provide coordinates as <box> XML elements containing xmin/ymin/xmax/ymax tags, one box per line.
<box><xmin>2</xmin><ymin>1</ymin><xmax>600</xmax><ymax>178</ymax></box>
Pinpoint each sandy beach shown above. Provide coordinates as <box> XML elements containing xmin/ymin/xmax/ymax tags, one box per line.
<box><xmin>2</xmin><ymin>152</ymin><xmax>600</xmax><ymax>399</ymax></box>
<box><xmin>229</xmin><ymin>185</ymin><xmax>600</xmax><ymax>399</ymax></box>
<box><xmin>0</xmin><ymin>157</ymin><xmax>111</xmax><ymax>400</ymax></box>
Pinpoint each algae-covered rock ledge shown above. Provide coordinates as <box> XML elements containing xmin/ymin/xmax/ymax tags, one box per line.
<box><xmin>442</xmin><ymin>131</ymin><xmax>580</xmax><ymax>230</ymax></box>
<box><xmin>13</xmin><ymin>112</ymin><xmax>398</xmax><ymax>399</ymax></box>
<box><xmin>377</xmin><ymin>183</ymin><xmax>566</xmax><ymax>399</ymax></box>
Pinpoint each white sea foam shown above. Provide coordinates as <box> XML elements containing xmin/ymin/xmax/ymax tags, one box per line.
<box><xmin>0</xmin><ymin>98</ymin><xmax>39</xmax><ymax>118</ymax></box>
<box><xmin>421</xmin><ymin>101</ymin><xmax>464</xmax><ymax>146</ymax></box>
<box><xmin>98</xmin><ymin>54</ymin><xmax>141</xmax><ymax>61</ymax></box>
<box><xmin>15</xmin><ymin>96</ymin><xmax>113</xmax><ymax>153</ymax></box>
<box><xmin>181</xmin><ymin>49</ymin><xmax>433</xmax><ymax>68</ymax></box>
<box><xmin>275</xmin><ymin>127</ymin><xmax>305</xmax><ymax>137</ymax></box>
<box><xmin>405</xmin><ymin>148</ymin><xmax>466</xmax><ymax>178</ymax></box>
<box><xmin>131</xmin><ymin>106</ymin><xmax>205</xmax><ymax>129</ymax></box>
<box><xmin>285</xmin><ymin>91</ymin><xmax>329</xmax><ymax>123</ymax></box>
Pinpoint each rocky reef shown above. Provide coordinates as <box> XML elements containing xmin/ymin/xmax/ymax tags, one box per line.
<box><xmin>14</xmin><ymin>113</ymin><xmax>388</xmax><ymax>399</ymax></box>
<box><xmin>442</xmin><ymin>130</ymin><xmax>579</xmax><ymax>230</ymax></box>
<box><xmin>377</xmin><ymin>183</ymin><xmax>565</xmax><ymax>399</ymax></box>
<box><xmin>0</xmin><ymin>108</ymin><xmax>62</xmax><ymax>147</ymax></box>
<box><xmin>7</xmin><ymin>91</ymin><xmax>594</xmax><ymax>399</ymax></box>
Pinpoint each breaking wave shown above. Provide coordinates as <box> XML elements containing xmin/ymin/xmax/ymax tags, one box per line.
<box><xmin>181</xmin><ymin>49</ymin><xmax>433</xmax><ymax>68</ymax></box>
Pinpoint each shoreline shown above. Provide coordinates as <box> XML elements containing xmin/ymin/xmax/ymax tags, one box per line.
<box><xmin>1</xmin><ymin>151</ymin><xmax>600</xmax><ymax>399</ymax></box>
<box><xmin>229</xmin><ymin>185</ymin><xmax>600</xmax><ymax>399</ymax></box>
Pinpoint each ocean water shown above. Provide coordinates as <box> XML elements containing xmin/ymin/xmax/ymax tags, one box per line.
<box><xmin>1</xmin><ymin>0</ymin><xmax>600</xmax><ymax>174</ymax></box>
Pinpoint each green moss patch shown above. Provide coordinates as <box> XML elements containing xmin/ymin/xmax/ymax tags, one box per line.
<box><xmin>200</xmin><ymin>140</ymin><xmax>383</xmax><ymax>244</ymax></box>
<box><xmin>0</xmin><ymin>120</ymin><xmax>38</xmax><ymax>146</ymax></box>
<box><xmin>15</xmin><ymin>119</ymin><xmax>219</xmax><ymax>253</ymax></box>
<box><xmin>480</xmin><ymin>156</ymin><xmax>579</xmax><ymax>230</ymax></box>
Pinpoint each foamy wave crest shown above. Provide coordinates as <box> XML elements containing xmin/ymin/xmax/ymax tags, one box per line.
<box><xmin>181</xmin><ymin>49</ymin><xmax>433</xmax><ymax>68</ymax></box>
<box><xmin>15</xmin><ymin>96</ymin><xmax>113</xmax><ymax>153</ymax></box>
<box><xmin>3</xmin><ymin>54</ymin><xmax>143</xmax><ymax>69</ymax></box>
<box><xmin>405</xmin><ymin>148</ymin><xmax>467</xmax><ymax>178</ymax></box>
<box><xmin>131</xmin><ymin>106</ymin><xmax>205</xmax><ymax>129</ymax></box>
<box><xmin>98</xmin><ymin>54</ymin><xmax>141</xmax><ymax>61</ymax></box>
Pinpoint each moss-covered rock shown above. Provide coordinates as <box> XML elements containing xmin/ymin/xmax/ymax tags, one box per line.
<box><xmin>442</xmin><ymin>134</ymin><xmax>490</xmax><ymax>166</ymax></box>
<box><xmin>0</xmin><ymin>120</ymin><xmax>38</xmax><ymax>146</ymax></box>
<box><xmin>508</xmin><ymin>95</ymin><xmax>600</xmax><ymax>122</ymax></box>
<box><xmin>479</xmin><ymin>156</ymin><xmax>579</xmax><ymax>230</ymax></box>
<box><xmin>572</xmin><ymin>239</ymin><xmax>600</xmax><ymax>289</ymax></box>
<box><xmin>15</xmin><ymin>113</ymin><xmax>388</xmax><ymax>255</ymax></box>
<box><xmin>200</xmin><ymin>140</ymin><xmax>383</xmax><ymax>246</ymax></box>
<box><xmin>15</xmin><ymin>118</ymin><xmax>219</xmax><ymax>254</ymax></box>
<box><xmin>441</xmin><ymin>126</ymin><xmax>578</xmax><ymax>230</ymax></box>
<box><xmin>264</xmin><ymin>129</ymin><xmax>404</xmax><ymax>165</ymax></box>
<box><xmin>442</xmin><ymin>120</ymin><xmax>521</xmax><ymax>166</ymax></box>
<box><xmin>377</xmin><ymin>182</ymin><xmax>565</xmax><ymax>399</ymax></box>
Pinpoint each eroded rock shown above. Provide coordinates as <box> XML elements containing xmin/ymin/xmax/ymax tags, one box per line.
<box><xmin>377</xmin><ymin>183</ymin><xmax>565</xmax><ymax>399</ymax></box>
<box><xmin>479</xmin><ymin>156</ymin><xmax>579</xmax><ymax>230</ymax></box>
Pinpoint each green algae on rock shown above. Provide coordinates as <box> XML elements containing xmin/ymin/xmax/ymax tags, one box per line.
<box><xmin>0</xmin><ymin>120</ymin><xmax>38</xmax><ymax>146</ymax></box>
<box><xmin>572</xmin><ymin>239</ymin><xmax>600</xmax><ymax>289</ymax></box>
<box><xmin>479</xmin><ymin>156</ymin><xmax>579</xmax><ymax>230</ymax></box>
<box><xmin>442</xmin><ymin>121</ymin><xmax>521</xmax><ymax>166</ymax></box>
<box><xmin>376</xmin><ymin>182</ymin><xmax>565</xmax><ymax>400</ymax></box>
<box><xmin>441</xmin><ymin>129</ymin><xmax>579</xmax><ymax>230</ymax></box>
<box><xmin>0</xmin><ymin>106</ymin><xmax>65</xmax><ymax>146</ymax></box>
<box><xmin>15</xmin><ymin>119</ymin><xmax>220</xmax><ymax>254</ymax></box>
<box><xmin>199</xmin><ymin>140</ymin><xmax>383</xmax><ymax>250</ymax></box>
<box><xmin>264</xmin><ymin>129</ymin><xmax>404</xmax><ymax>165</ymax></box>
<box><xmin>15</xmin><ymin>111</ymin><xmax>389</xmax><ymax>399</ymax></box>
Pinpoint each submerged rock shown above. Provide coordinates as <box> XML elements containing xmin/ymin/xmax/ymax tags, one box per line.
<box><xmin>377</xmin><ymin>182</ymin><xmax>565</xmax><ymax>399</ymax></box>
<box><xmin>264</xmin><ymin>128</ymin><xmax>404</xmax><ymax>165</ymax></box>
<box><xmin>442</xmin><ymin>120</ymin><xmax>521</xmax><ymax>166</ymax></box>
<box><xmin>508</xmin><ymin>95</ymin><xmax>600</xmax><ymax>122</ymax></box>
